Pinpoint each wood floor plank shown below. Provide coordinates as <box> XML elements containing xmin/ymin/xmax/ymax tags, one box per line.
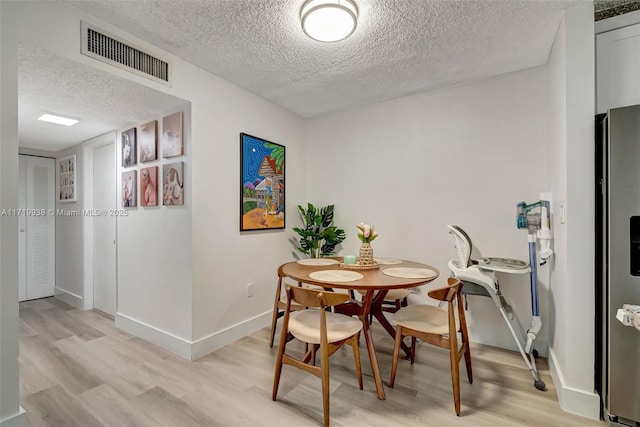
<box><xmin>19</xmin><ymin>334</ymin><xmax>102</xmax><ymax>396</ymax></box>
<box><xmin>76</xmin><ymin>384</ymin><xmax>158</xmax><ymax>427</ymax></box>
<box><xmin>53</xmin><ymin>335</ymin><xmax>154</xmax><ymax>399</ymax></box>
<box><xmin>19</xmin><ymin>297</ymin><xmax>605</xmax><ymax>427</ymax></box>
<box><xmin>133</xmin><ymin>386</ymin><xmax>223</xmax><ymax>427</ymax></box>
<box><xmin>23</xmin><ymin>384</ymin><xmax>103</xmax><ymax>427</ymax></box>
<box><xmin>19</xmin><ymin>307</ymin><xmax>73</xmax><ymax>344</ymax></box>
<box><xmin>63</xmin><ymin>308</ymin><xmax>134</xmax><ymax>343</ymax></box>
<box><xmin>47</xmin><ymin>307</ymin><xmax>105</xmax><ymax>341</ymax></box>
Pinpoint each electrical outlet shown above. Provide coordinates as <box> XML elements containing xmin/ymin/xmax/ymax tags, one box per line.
<box><xmin>247</xmin><ymin>283</ymin><xmax>255</xmax><ymax>298</ymax></box>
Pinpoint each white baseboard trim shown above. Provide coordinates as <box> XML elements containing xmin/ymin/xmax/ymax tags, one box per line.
<box><xmin>548</xmin><ymin>347</ymin><xmax>600</xmax><ymax>420</ymax></box>
<box><xmin>191</xmin><ymin>310</ymin><xmax>272</xmax><ymax>361</ymax></box>
<box><xmin>0</xmin><ymin>407</ymin><xmax>26</xmax><ymax>427</ymax></box>
<box><xmin>54</xmin><ymin>287</ymin><xmax>83</xmax><ymax>309</ymax></box>
<box><xmin>115</xmin><ymin>312</ymin><xmax>192</xmax><ymax>360</ymax></box>
<box><xmin>115</xmin><ymin>310</ymin><xmax>272</xmax><ymax>361</ymax></box>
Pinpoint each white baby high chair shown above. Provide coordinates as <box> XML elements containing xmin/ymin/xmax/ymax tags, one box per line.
<box><xmin>447</xmin><ymin>225</ymin><xmax>547</xmax><ymax>391</ymax></box>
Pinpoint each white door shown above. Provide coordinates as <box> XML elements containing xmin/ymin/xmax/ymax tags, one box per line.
<box><xmin>93</xmin><ymin>142</ymin><xmax>117</xmax><ymax>316</ymax></box>
<box><xmin>18</xmin><ymin>155</ymin><xmax>56</xmax><ymax>300</ymax></box>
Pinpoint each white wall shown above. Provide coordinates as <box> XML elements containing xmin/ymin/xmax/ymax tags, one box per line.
<box><xmin>305</xmin><ymin>67</ymin><xmax>551</xmax><ymax>352</ymax></box>
<box><xmin>189</xmin><ymin>70</ymin><xmax>306</xmax><ymax>357</ymax></box>
<box><xmin>0</xmin><ymin>2</ymin><xmax>26</xmax><ymax>425</ymax></box>
<box><xmin>54</xmin><ymin>144</ymin><xmax>85</xmax><ymax>308</ymax></box>
<box><xmin>547</xmin><ymin>5</ymin><xmax>568</xmax><ymax>389</ymax></box>
<box><xmin>115</xmin><ymin>104</ymin><xmax>194</xmax><ymax>357</ymax></box>
<box><xmin>547</xmin><ymin>3</ymin><xmax>600</xmax><ymax>419</ymax></box>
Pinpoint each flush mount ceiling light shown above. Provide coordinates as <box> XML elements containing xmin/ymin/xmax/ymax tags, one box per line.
<box><xmin>37</xmin><ymin>113</ymin><xmax>79</xmax><ymax>127</ymax></box>
<box><xmin>301</xmin><ymin>0</ymin><xmax>358</xmax><ymax>43</ymax></box>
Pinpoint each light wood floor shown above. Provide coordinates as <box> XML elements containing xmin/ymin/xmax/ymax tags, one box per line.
<box><xmin>19</xmin><ymin>297</ymin><xmax>604</xmax><ymax>427</ymax></box>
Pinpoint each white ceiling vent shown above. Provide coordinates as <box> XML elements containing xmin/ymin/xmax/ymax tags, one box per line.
<box><xmin>81</xmin><ymin>21</ymin><xmax>172</xmax><ymax>86</ymax></box>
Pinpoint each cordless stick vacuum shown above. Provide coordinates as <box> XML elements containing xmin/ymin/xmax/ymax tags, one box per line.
<box><xmin>516</xmin><ymin>200</ymin><xmax>553</xmax><ymax>391</ymax></box>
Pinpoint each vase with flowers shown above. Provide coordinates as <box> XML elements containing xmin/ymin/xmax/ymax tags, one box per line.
<box><xmin>357</xmin><ymin>223</ymin><xmax>378</xmax><ymax>265</ymax></box>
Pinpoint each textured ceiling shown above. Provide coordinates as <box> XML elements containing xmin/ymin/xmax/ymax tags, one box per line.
<box><xmin>19</xmin><ymin>0</ymin><xmax>581</xmax><ymax>151</ymax></box>
<box><xmin>67</xmin><ymin>0</ymin><xmax>577</xmax><ymax>118</ymax></box>
<box><xmin>18</xmin><ymin>45</ymin><xmax>188</xmax><ymax>151</ymax></box>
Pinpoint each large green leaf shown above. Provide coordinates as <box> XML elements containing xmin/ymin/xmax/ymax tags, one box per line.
<box><xmin>292</xmin><ymin>203</ymin><xmax>345</xmax><ymax>257</ymax></box>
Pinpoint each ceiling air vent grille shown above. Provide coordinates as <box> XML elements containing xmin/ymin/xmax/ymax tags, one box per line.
<box><xmin>81</xmin><ymin>22</ymin><xmax>172</xmax><ymax>86</ymax></box>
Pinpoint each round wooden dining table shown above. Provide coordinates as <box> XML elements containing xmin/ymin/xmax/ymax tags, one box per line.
<box><xmin>281</xmin><ymin>259</ymin><xmax>439</xmax><ymax>400</ymax></box>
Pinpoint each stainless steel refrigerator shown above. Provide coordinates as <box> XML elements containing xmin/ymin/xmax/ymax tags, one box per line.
<box><xmin>596</xmin><ymin>105</ymin><xmax>640</xmax><ymax>427</ymax></box>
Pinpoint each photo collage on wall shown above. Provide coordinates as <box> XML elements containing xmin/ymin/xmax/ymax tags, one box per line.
<box><xmin>121</xmin><ymin>111</ymin><xmax>185</xmax><ymax>208</ymax></box>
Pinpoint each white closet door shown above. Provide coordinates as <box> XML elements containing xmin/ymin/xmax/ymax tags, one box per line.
<box><xmin>93</xmin><ymin>142</ymin><xmax>117</xmax><ymax>316</ymax></box>
<box><xmin>18</xmin><ymin>156</ymin><xmax>27</xmax><ymax>302</ymax></box>
<box><xmin>25</xmin><ymin>156</ymin><xmax>56</xmax><ymax>300</ymax></box>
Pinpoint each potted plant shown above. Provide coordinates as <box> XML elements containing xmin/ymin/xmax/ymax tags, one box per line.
<box><xmin>293</xmin><ymin>203</ymin><xmax>346</xmax><ymax>258</ymax></box>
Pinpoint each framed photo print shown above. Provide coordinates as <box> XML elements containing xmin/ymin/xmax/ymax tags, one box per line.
<box><xmin>240</xmin><ymin>133</ymin><xmax>285</xmax><ymax>231</ymax></box>
<box><xmin>162</xmin><ymin>162</ymin><xmax>184</xmax><ymax>206</ymax></box>
<box><xmin>58</xmin><ymin>154</ymin><xmax>76</xmax><ymax>202</ymax></box>
<box><xmin>139</xmin><ymin>120</ymin><xmax>158</xmax><ymax>163</ymax></box>
<box><xmin>162</xmin><ymin>112</ymin><xmax>183</xmax><ymax>158</ymax></box>
<box><xmin>122</xmin><ymin>170</ymin><xmax>137</xmax><ymax>208</ymax></box>
<box><xmin>140</xmin><ymin>166</ymin><xmax>158</xmax><ymax>207</ymax></box>
<box><xmin>122</xmin><ymin>127</ymin><xmax>137</xmax><ymax>167</ymax></box>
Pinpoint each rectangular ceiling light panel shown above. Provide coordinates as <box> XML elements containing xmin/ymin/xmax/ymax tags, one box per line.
<box><xmin>81</xmin><ymin>21</ymin><xmax>172</xmax><ymax>86</ymax></box>
<box><xmin>38</xmin><ymin>113</ymin><xmax>79</xmax><ymax>126</ymax></box>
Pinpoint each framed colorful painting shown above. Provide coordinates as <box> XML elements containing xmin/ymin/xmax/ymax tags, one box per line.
<box><xmin>240</xmin><ymin>133</ymin><xmax>285</xmax><ymax>231</ymax></box>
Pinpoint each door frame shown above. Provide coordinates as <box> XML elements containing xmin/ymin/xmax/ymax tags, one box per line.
<box><xmin>82</xmin><ymin>131</ymin><xmax>117</xmax><ymax>311</ymax></box>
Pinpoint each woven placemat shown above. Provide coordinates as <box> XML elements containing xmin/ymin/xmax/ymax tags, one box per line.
<box><xmin>309</xmin><ymin>270</ymin><xmax>364</xmax><ymax>282</ymax></box>
<box><xmin>382</xmin><ymin>267</ymin><xmax>437</xmax><ymax>279</ymax></box>
<box><xmin>297</xmin><ymin>258</ymin><xmax>339</xmax><ymax>266</ymax></box>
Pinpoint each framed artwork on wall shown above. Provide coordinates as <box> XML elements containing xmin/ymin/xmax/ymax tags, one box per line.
<box><xmin>162</xmin><ymin>162</ymin><xmax>184</xmax><ymax>206</ymax></box>
<box><xmin>58</xmin><ymin>154</ymin><xmax>76</xmax><ymax>202</ymax></box>
<box><xmin>140</xmin><ymin>166</ymin><xmax>158</xmax><ymax>207</ymax></box>
<box><xmin>240</xmin><ymin>133</ymin><xmax>285</xmax><ymax>231</ymax></box>
<box><xmin>122</xmin><ymin>127</ymin><xmax>137</xmax><ymax>167</ymax></box>
<box><xmin>122</xmin><ymin>170</ymin><xmax>137</xmax><ymax>208</ymax></box>
<box><xmin>139</xmin><ymin>120</ymin><xmax>158</xmax><ymax>163</ymax></box>
<box><xmin>162</xmin><ymin>112</ymin><xmax>183</xmax><ymax>158</ymax></box>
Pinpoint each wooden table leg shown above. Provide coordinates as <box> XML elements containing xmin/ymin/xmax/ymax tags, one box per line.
<box><xmin>370</xmin><ymin>291</ymin><xmax>411</xmax><ymax>357</ymax></box>
<box><xmin>360</xmin><ymin>291</ymin><xmax>386</xmax><ymax>400</ymax></box>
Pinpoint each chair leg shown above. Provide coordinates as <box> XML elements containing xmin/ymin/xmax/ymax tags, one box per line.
<box><xmin>351</xmin><ymin>334</ymin><xmax>363</xmax><ymax>390</ymax></box>
<box><xmin>269</xmin><ymin>308</ymin><xmax>280</xmax><ymax>348</ymax></box>
<box><xmin>272</xmin><ymin>328</ymin><xmax>288</xmax><ymax>400</ymax></box>
<box><xmin>410</xmin><ymin>337</ymin><xmax>417</xmax><ymax>365</ymax></box>
<box><xmin>269</xmin><ymin>278</ymin><xmax>284</xmax><ymax>348</ymax></box>
<box><xmin>463</xmin><ymin>340</ymin><xmax>473</xmax><ymax>384</ymax></box>
<box><xmin>311</xmin><ymin>344</ymin><xmax>317</xmax><ymax>366</ymax></box>
<box><xmin>389</xmin><ymin>326</ymin><xmax>403</xmax><ymax>388</ymax></box>
<box><xmin>321</xmin><ymin>343</ymin><xmax>331</xmax><ymax>427</ymax></box>
<box><xmin>449</xmin><ymin>339</ymin><xmax>461</xmax><ymax>416</ymax></box>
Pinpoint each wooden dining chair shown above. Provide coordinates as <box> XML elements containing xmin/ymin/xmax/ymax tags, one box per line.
<box><xmin>269</xmin><ymin>264</ymin><xmax>306</xmax><ymax>347</ymax></box>
<box><xmin>389</xmin><ymin>277</ymin><xmax>472</xmax><ymax>416</ymax></box>
<box><xmin>272</xmin><ymin>286</ymin><xmax>364</xmax><ymax>427</ymax></box>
